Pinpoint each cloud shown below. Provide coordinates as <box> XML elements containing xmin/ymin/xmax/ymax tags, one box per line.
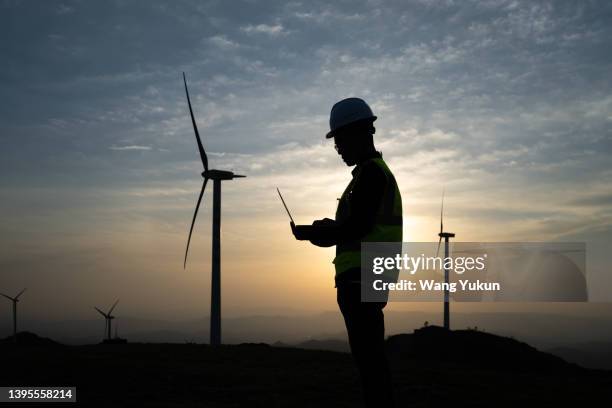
<box><xmin>293</xmin><ymin>10</ymin><xmax>365</xmax><ymax>23</ymax></box>
<box><xmin>207</xmin><ymin>35</ymin><xmax>240</xmax><ymax>50</ymax></box>
<box><xmin>241</xmin><ymin>23</ymin><xmax>285</xmax><ymax>36</ymax></box>
<box><xmin>56</xmin><ymin>4</ymin><xmax>74</xmax><ymax>15</ymax></box>
<box><xmin>109</xmin><ymin>145</ymin><xmax>153</xmax><ymax>151</ymax></box>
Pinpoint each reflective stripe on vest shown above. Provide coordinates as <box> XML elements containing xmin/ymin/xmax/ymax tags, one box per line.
<box><xmin>333</xmin><ymin>157</ymin><xmax>403</xmax><ymax>277</ymax></box>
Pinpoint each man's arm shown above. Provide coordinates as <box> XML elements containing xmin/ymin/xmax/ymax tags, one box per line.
<box><xmin>293</xmin><ymin>161</ymin><xmax>386</xmax><ymax>246</ymax></box>
<box><xmin>291</xmin><ymin>220</ymin><xmax>336</xmax><ymax>247</ymax></box>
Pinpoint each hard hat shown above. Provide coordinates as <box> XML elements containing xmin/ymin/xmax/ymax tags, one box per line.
<box><xmin>326</xmin><ymin>97</ymin><xmax>377</xmax><ymax>138</ymax></box>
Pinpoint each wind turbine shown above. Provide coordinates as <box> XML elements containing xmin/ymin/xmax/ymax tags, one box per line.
<box><xmin>182</xmin><ymin>72</ymin><xmax>245</xmax><ymax>346</ymax></box>
<box><xmin>94</xmin><ymin>300</ymin><xmax>119</xmax><ymax>342</ymax></box>
<box><xmin>436</xmin><ymin>190</ymin><xmax>455</xmax><ymax>331</ymax></box>
<box><xmin>1</xmin><ymin>288</ymin><xmax>26</xmax><ymax>342</ymax></box>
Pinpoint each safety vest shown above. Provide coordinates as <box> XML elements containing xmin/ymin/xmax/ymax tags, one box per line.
<box><xmin>333</xmin><ymin>157</ymin><xmax>403</xmax><ymax>277</ymax></box>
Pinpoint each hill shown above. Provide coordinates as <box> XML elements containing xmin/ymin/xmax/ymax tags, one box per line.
<box><xmin>0</xmin><ymin>331</ymin><xmax>61</xmax><ymax>346</ymax></box>
<box><xmin>387</xmin><ymin>325</ymin><xmax>578</xmax><ymax>371</ymax></box>
<box><xmin>0</xmin><ymin>328</ymin><xmax>610</xmax><ymax>407</ymax></box>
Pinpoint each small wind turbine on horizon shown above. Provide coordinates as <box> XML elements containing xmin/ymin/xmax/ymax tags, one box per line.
<box><xmin>182</xmin><ymin>72</ymin><xmax>245</xmax><ymax>346</ymax></box>
<box><xmin>436</xmin><ymin>190</ymin><xmax>455</xmax><ymax>331</ymax></box>
<box><xmin>1</xmin><ymin>288</ymin><xmax>26</xmax><ymax>342</ymax></box>
<box><xmin>94</xmin><ymin>300</ymin><xmax>119</xmax><ymax>342</ymax></box>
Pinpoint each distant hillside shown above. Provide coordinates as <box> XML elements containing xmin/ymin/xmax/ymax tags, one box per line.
<box><xmin>7</xmin><ymin>310</ymin><xmax>612</xmax><ymax>369</ymax></box>
<box><xmin>387</xmin><ymin>325</ymin><xmax>579</xmax><ymax>371</ymax></box>
<box><xmin>0</xmin><ymin>331</ymin><xmax>61</xmax><ymax>346</ymax></box>
<box><xmin>8</xmin><ymin>309</ymin><xmax>612</xmax><ymax>350</ymax></box>
<box><xmin>279</xmin><ymin>326</ymin><xmax>586</xmax><ymax>372</ymax></box>
<box><xmin>548</xmin><ymin>342</ymin><xmax>612</xmax><ymax>370</ymax></box>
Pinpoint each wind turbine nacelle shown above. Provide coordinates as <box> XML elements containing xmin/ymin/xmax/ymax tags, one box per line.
<box><xmin>203</xmin><ymin>169</ymin><xmax>245</xmax><ymax>180</ymax></box>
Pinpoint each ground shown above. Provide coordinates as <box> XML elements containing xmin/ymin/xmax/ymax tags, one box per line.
<box><xmin>1</xmin><ymin>329</ymin><xmax>612</xmax><ymax>407</ymax></box>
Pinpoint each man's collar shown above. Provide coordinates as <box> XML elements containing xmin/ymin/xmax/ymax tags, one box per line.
<box><xmin>352</xmin><ymin>151</ymin><xmax>382</xmax><ymax>176</ymax></box>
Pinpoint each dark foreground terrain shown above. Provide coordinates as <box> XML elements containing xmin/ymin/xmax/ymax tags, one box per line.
<box><xmin>1</xmin><ymin>328</ymin><xmax>611</xmax><ymax>407</ymax></box>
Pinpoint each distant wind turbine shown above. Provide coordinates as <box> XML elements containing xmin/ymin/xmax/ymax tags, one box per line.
<box><xmin>1</xmin><ymin>288</ymin><xmax>26</xmax><ymax>342</ymax></box>
<box><xmin>94</xmin><ymin>300</ymin><xmax>119</xmax><ymax>342</ymax></box>
<box><xmin>182</xmin><ymin>72</ymin><xmax>245</xmax><ymax>346</ymax></box>
<box><xmin>436</xmin><ymin>190</ymin><xmax>455</xmax><ymax>330</ymax></box>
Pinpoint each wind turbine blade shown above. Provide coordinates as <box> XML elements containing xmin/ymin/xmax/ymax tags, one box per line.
<box><xmin>440</xmin><ymin>188</ymin><xmax>445</xmax><ymax>234</ymax></box>
<box><xmin>108</xmin><ymin>299</ymin><xmax>119</xmax><ymax>315</ymax></box>
<box><xmin>15</xmin><ymin>288</ymin><xmax>26</xmax><ymax>300</ymax></box>
<box><xmin>1</xmin><ymin>293</ymin><xmax>14</xmax><ymax>301</ymax></box>
<box><xmin>435</xmin><ymin>189</ymin><xmax>444</xmax><ymax>259</ymax></box>
<box><xmin>183</xmin><ymin>72</ymin><xmax>208</xmax><ymax>172</ymax></box>
<box><xmin>94</xmin><ymin>307</ymin><xmax>107</xmax><ymax>317</ymax></box>
<box><xmin>436</xmin><ymin>236</ymin><xmax>442</xmax><ymax>259</ymax></box>
<box><xmin>184</xmin><ymin>177</ymin><xmax>208</xmax><ymax>268</ymax></box>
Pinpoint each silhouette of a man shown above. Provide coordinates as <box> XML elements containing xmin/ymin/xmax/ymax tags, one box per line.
<box><xmin>291</xmin><ymin>98</ymin><xmax>402</xmax><ymax>407</ymax></box>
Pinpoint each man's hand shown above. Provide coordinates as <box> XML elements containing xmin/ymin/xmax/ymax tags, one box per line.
<box><xmin>291</xmin><ymin>219</ymin><xmax>336</xmax><ymax>245</ymax></box>
<box><xmin>291</xmin><ymin>221</ymin><xmax>312</xmax><ymax>241</ymax></box>
<box><xmin>309</xmin><ymin>218</ymin><xmax>336</xmax><ymax>247</ymax></box>
<box><xmin>312</xmin><ymin>218</ymin><xmax>336</xmax><ymax>228</ymax></box>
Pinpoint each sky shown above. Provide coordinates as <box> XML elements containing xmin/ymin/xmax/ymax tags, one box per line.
<box><xmin>1</xmin><ymin>0</ymin><xmax>611</xmax><ymax>328</ymax></box>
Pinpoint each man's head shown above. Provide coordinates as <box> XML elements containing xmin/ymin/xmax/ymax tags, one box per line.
<box><xmin>326</xmin><ymin>98</ymin><xmax>377</xmax><ymax>166</ymax></box>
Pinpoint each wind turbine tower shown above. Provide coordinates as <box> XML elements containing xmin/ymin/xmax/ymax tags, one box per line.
<box><xmin>182</xmin><ymin>72</ymin><xmax>245</xmax><ymax>346</ymax></box>
<box><xmin>1</xmin><ymin>288</ymin><xmax>26</xmax><ymax>342</ymax></box>
<box><xmin>436</xmin><ymin>191</ymin><xmax>455</xmax><ymax>330</ymax></box>
<box><xmin>94</xmin><ymin>300</ymin><xmax>119</xmax><ymax>342</ymax></box>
